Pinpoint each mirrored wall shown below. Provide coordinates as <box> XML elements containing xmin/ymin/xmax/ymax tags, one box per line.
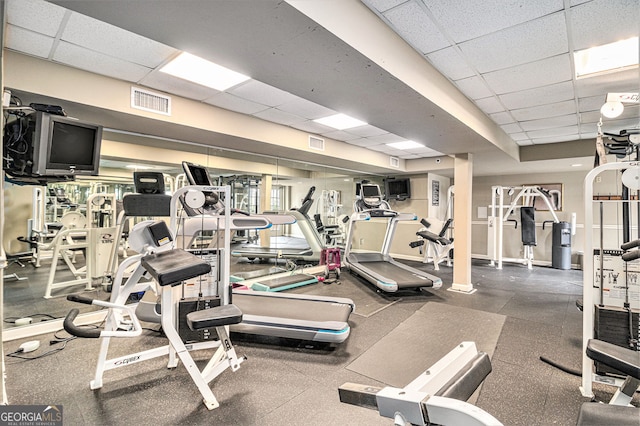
<box><xmin>2</xmin><ymin>140</ymin><xmax>384</xmax><ymax>334</ymax></box>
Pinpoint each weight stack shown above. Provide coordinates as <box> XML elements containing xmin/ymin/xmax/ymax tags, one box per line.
<box><xmin>178</xmin><ymin>296</ymin><xmax>221</xmax><ymax>343</ymax></box>
<box><xmin>594</xmin><ymin>305</ymin><xmax>639</xmax><ymax>376</ymax></box>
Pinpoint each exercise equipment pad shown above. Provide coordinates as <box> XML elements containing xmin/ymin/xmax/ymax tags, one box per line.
<box><xmin>346</xmin><ymin>302</ymin><xmax>505</xmax><ymax>388</ymax></box>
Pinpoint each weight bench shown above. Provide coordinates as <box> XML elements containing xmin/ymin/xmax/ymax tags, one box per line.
<box><xmin>339</xmin><ymin>342</ymin><xmax>502</xmax><ymax>425</ymax></box>
<box><xmin>409</xmin><ymin>218</ymin><xmax>453</xmax><ymax>271</ymax></box>
<box><xmin>64</xmin><ymin>220</ymin><xmax>245</xmax><ymax>410</ymax></box>
<box><xmin>577</xmin><ymin>339</ymin><xmax>640</xmax><ymax>425</ymax></box>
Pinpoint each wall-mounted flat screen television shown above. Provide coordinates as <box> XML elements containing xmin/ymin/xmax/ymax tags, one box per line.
<box><xmin>3</xmin><ymin>111</ymin><xmax>103</xmax><ymax>181</ymax></box>
<box><xmin>385</xmin><ymin>177</ymin><xmax>411</xmax><ymax>200</ymax></box>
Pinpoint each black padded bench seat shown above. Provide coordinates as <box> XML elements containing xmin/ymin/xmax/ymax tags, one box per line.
<box><xmin>141</xmin><ymin>249</ymin><xmax>211</xmax><ymax>287</ymax></box>
<box><xmin>586</xmin><ymin>339</ymin><xmax>640</xmax><ymax>379</ymax></box>
<box><xmin>435</xmin><ymin>352</ymin><xmax>492</xmax><ymax>401</ymax></box>
<box><xmin>187</xmin><ymin>304</ymin><xmax>243</xmax><ymax>330</ymax></box>
<box><xmin>576</xmin><ymin>402</ymin><xmax>640</xmax><ymax>426</ymax></box>
<box><xmin>416</xmin><ymin>230</ymin><xmax>451</xmax><ymax>246</ymax></box>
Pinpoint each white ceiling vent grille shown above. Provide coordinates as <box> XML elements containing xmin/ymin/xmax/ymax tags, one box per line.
<box><xmin>308</xmin><ymin>135</ymin><xmax>325</xmax><ymax>151</ymax></box>
<box><xmin>390</xmin><ymin>156</ymin><xmax>400</xmax><ymax>168</ymax></box>
<box><xmin>131</xmin><ymin>87</ymin><xmax>171</xmax><ymax>116</ymax></box>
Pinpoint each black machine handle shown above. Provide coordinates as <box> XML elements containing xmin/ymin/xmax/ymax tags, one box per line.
<box><xmin>230</xmin><ymin>208</ymin><xmax>251</xmax><ymax>216</ymax></box>
<box><xmin>506</xmin><ymin>219</ymin><xmax>518</xmax><ymax>229</ymax></box>
<box><xmin>63</xmin><ymin>309</ymin><xmax>101</xmax><ymax>338</ymax></box>
<box><xmin>621</xmin><ymin>250</ymin><xmax>640</xmax><ymax>262</ymax></box>
<box><xmin>542</xmin><ymin>220</ymin><xmax>555</xmax><ymax>230</ymax></box>
<box><xmin>621</xmin><ymin>239</ymin><xmax>640</xmax><ymax>251</ymax></box>
<box><xmin>420</xmin><ymin>218</ymin><xmax>431</xmax><ymax>229</ymax></box>
<box><xmin>67</xmin><ymin>294</ymin><xmax>95</xmax><ymax>305</ymax></box>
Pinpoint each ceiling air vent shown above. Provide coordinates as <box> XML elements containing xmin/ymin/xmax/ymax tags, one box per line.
<box><xmin>131</xmin><ymin>87</ymin><xmax>171</xmax><ymax>116</ymax></box>
<box><xmin>309</xmin><ymin>135</ymin><xmax>325</xmax><ymax>151</ymax></box>
<box><xmin>390</xmin><ymin>156</ymin><xmax>400</xmax><ymax>168</ymax></box>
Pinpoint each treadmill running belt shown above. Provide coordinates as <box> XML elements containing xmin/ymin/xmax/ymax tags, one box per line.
<box><xmin>232</xmin><ymin>291</ymin><xmax>352</xmax><ymax>323</ymax></box>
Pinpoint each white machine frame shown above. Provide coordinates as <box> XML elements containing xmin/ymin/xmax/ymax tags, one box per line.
<box><xmin>76</xmin><ymin>185</ymin><xmax>244</xmax><ymax>410</ymax></box>
<box><xmin>488</xmin><ymin>185</ymin><xmax>559</xmax><ymax>269</ymax></box>
<box><xmin>580</xmin><ymin>161</ymin><xmax>640</xmax><ymax>399</ymax></box>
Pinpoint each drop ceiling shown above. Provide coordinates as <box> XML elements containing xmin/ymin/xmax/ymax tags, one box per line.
<box><xmin>3</xmin><ymin>0</ymin><xmax>639</xmax><ymax>176</ymax></box>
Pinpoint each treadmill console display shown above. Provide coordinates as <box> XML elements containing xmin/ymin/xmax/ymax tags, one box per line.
<box><xmin>360</xmin><ymin>184</ymin><xmax>383</xmax><ymax>208</ymax></box>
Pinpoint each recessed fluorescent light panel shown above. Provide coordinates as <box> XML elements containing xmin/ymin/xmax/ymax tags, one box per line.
<box><xmin>386</xmin><ymin>140</ymin><xmax>424</xmax><ymax>150</ymax></box>
<box><xmin>313</xmin><ymin>113</ymin><xmax>367</xmax><ymax>130</ymax></box>
<box><xmin>574</xmin><ymin>37</ymin><xmax>639</xmax><ymax>79</ymax></box>
<box><xmin>160</xmin><ymin>52</ymin><xmax>250</xmax><ymax>91</ymax></box>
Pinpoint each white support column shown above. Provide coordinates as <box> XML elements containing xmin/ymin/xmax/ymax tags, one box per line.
<box><xmin>450</xmin><ymin>154</ymin><xmax>475</xmax><ymax>294</ymax></box>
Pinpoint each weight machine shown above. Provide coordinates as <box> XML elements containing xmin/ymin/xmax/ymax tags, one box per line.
<box><xmin>63</xmin><ymin>184</ymin><xmax>247</xmax><ymax>410</ymax></box>
<box><xmin>488</xmin><ymin>186</ymin><xmax>559</xmax><ymax>269</ymax></box>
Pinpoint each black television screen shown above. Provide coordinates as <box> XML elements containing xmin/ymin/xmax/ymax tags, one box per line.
<box><xmin>385</xmin><ymin>178</ymin><xmax>411</xmax><ymax>200</ymax></box>
<box><xmin>34</xmin><ymin>112</ymin><xmax>102</xmax><ymax>176</ymax></box>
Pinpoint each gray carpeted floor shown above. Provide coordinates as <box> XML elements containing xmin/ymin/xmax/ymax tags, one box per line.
<box><xmin>3</xmin><ymin>258</ymin><xmax>637</xmax><ymax>425</ymax></box>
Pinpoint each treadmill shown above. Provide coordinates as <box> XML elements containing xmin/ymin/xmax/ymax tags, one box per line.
<box><xmin>230</xmin><ymin>186</ymin><xmax>324</xmax><ymax>262</ymax></box>
<box><xmin>179</xmin><ymin>162</ymin><xmax>355</xmax><ymax>343</ymax></box>
<box><xmin>344</xmin><ymin>184</ymin><xmax>443</xmax><ymax>293</ymax></box>
<box><xmin>231</xmin><ymin>291</ymin><xmax>353</xmax><ymax>343</ymax></box>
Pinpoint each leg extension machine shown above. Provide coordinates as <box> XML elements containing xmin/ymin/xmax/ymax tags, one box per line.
<box><xmin>339</xmin><ymin>342</ymin><xmax>502</xmax><ymax>426</ymax></box>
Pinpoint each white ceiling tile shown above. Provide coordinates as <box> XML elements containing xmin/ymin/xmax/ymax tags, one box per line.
<box><xmin>204</xmin><ymin>92</ymin><xmax>269</xmax><ymax>115</ymax></box>
<box><xmin>578</xmin><ymin>95</ymin><xmax>606</xmax><ymax>112</ymax></box>
<box><xmin>321</xmin><ymin>130</ymin><xmax>363</xmax><ymax>142</ymax></box>
<box><xmin>362</xmin><ymin>0</ymin><xmax>409</xmax><ymax>13</ymax></box>
<box><xmin>140</xmin><ymin>71</ymin><xmax>219</xmax><ymax>101</ymax></box>
<box><xmin>345</xmin><ymin>125</ymin><xmax>389</xmax><ymax>138</ymax></box>
<box><xmin>580</xmin><ymin>129</ymin><xmax>599</xmax><ymax>138</ymax></box>
<box><xmin>276</xmin><ymin>97</ymin><xmax>335</xmax><ymax>120</ymax></box>
<box><xmin>570</xmin><ymin>0</ymin><xmax>591</xmax><ymax>5</ymax></box>
<box><xmin>603</xmin><ymin>117</ymin><xmax>640</xmax><ymax>131</ymax></box>
<box><xmin>228</xmin><ymin>80</ymin><xmax>297</xmax><ymax>107</ymax></box>
<box><xmin>515</xmin><ymin>139</ymin><xmax>534</xmax><ymax>146</ymax></box>
<box><xmin>7</xmin><ymin>0</ymin><xmax>66</xmax><ymax>37</ymax></box>
<box><xmin>520</xmin><ymin>114</ymin><xmax>577</xmax><ymax>131</ymax></box>
<box><xmin>289</xmin><ymin>120</ymin><xmax>335</xmax><ymax>134</ymax></box>
<box><xmin>575</xmin><ymin>68</ymin><xmax>640</xmax><ymax>98</ymax></box>
<box><xmin>399</xmin><ymin>153</ymin><xmax>421</xmax><ymax>159</ymax></box>
<box><xmin>454</xmin><ymin>75</ymin><xmax>493</xmax><ymax>99</ymax></box>
<box><xmin>511</xmin><ymin>100</ymin><xmax>576</xmax><ymax>121</ymax></box>
<box><xmin>489</xmin><ymin>111</ymin><xmax>515</xmax><ymax>125</ymax></box>
<box><xmin>52</xmin><ymin>41</ymin><xmax>152</xmax><ymax>82</ymax></box>
<box><xmin>5</xmin><ymin>25</ymin><xmax>54</xmax><ymax>59</ymax></box>
<box><xmin>420</xmin><ymin>0</ymin><xmax>563</xmax><ymax>43</ymax></box>
<box><xmin>501</xmin><ymin>123</ymin><xmax>523</xmax><ymax>133</ymax></box>
<box><xmin>526</xmin><ymin>125</ymin><xmax>579</xmax><ymax>138</ymax></box>
<box><xmin>366</xmin><ymin>133</ymin><xmax>407</xmax><ymax>144</ymax></box>
<box><xmin>346</xmin><ymin>138</ymin><xmax>379</xmax><ymax>147</ymax></box>
<box><xmin>483</xmin><ymin>54</ymin><xmax>572</xmax><ymax>95</ymax></box>
<box><xmin>498</xmin><ymin>81</ymin><xmax>575</xmax><ymax>109</ymax></box>
<box><xmin>509</xmin><ymin>132</ymin><xmax>530</xmax><ymax>141</ymax></box>
<box><xmin>579</xmin><ymin>110</ymin><xmax>602</xmax><ymax>124</ymax></box>
<box><xmin>62</xmin><ymin>12</ymin><xmax>177</xmax><ymax>68</ymax></box>
<box><xmin>368</xmin><ymin>144</ymin><xmax>394</xmax><ymax>152</ymax></box>
<box><xmin>459</xmin><ymin>12</ymin><xmax>568</xmax><ymax>73</ymax></box>
<box><xmin>426</xmin><ymin>46</ymin><xmax>476</xmax><ymax>80</ymax></box>
<box><xmin>475</xmin><ymin>96</ymin><xmax>504</xmax><ymax>114</ymax></box>
<box><xmin>252</xmin><ymin>108</ymin><xmax>306</xmax><ymax>126</ymax></box>
<box><xmin>531</xmin><ymin>134</ymin><xmax>580</xmax><ymax>144</ymax></box>
<box><xmin>384</xmin><ymin>1</ymin><xmax>450</xmax><ymax>54</ymax></box>
<box><xmin>570</xmin><ymin>0</ymin><xmax>640</xmax><ymax>51</ymax></box>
